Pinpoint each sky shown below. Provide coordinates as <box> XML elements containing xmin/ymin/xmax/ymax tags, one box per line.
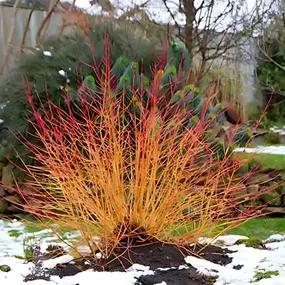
<box><xmin>64</xmin><ymin>0</ymin><xmax>269</xmax><ymax>31</ymax></box>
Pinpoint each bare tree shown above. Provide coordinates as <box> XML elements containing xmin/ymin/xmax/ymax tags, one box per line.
<box><xmin>92</xmin><ymin>0</ymin><xmax>277</xmax><ymax>81</ymax></box>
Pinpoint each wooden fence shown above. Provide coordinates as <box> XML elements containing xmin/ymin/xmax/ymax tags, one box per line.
<box><xmin>0</xmin><ymin>4</ymin><xmax>63</xmax><ymax>72</ymax></box>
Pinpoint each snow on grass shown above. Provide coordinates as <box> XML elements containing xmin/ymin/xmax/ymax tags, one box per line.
<box><xmin>199</xmin><ymin>235</ymin><xmax>249</xmax><ymax>246</ymax></box>
<box><xmin>1</xmin><ymin>220</ymin><xmax>285</xmax><ymax>284</ymax></box>
<box><xmin>186</xmin><ymin>235</ymin><xmax>285</xmax><ymax>285</ymax></box>
<box><xmin>234</xmin><ymin>146</ymin><xmax>285</xmax><ymax>155</ymax></box>
<box><xmin>0</xmin><ymin>220</ymin><xmax>153</xmax><ymax>284</ymax></box>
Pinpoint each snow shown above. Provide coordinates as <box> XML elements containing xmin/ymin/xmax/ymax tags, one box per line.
<box><xmin>265</xmin><ymin>234</ymin><xmax>285</xmax><ymax>243</ymax></box>
<box><xmin>199</xmin><ymin>235</ymin><xmax>248</xmax><ymax>246</ymax></box>
<box><xmin>43</xmin><ymin>51</ymin><xmax>52</xmax><ymax>57</ymax></box>
<box><xmin>186</xmin><ymin>234</ymin><xmax>285</xmax><ymax>285</ymax></box>
<box><xmin>234</xmin><ymin>146</ymin><xmax>285</xmax><ymax>155</ymax></box>
<box><xmin>1</xmin><ymin>220</ymin><xmax>285</xmax><ymax>285</ymax></box>
<box><xmin>270</xmin><ymin>126</ymin><xmax>285</xmax><ymax>136</ymax></box>
<box><xmin>42</xmin><ymin>255</ymin><xmax>73</xmax><ymax>269</ymax></box>
<box><xmin>0</xmin><ymin>220</ymin><xmax>153</xmax><ymax>284</ymax></box>
<box><xmin>58</xmin><ymin>70</ymin><xmax>67</xmax><ymax>77</ymax></box>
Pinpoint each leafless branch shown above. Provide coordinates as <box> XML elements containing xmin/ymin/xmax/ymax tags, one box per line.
<box><xmin>20</xmin><ymin>0</ymin><xmax>37</xmax><ymax>53</ymax></box>
<box><xmin>36</xmin><ymin>0</ymin><xmax>60</xmax><ymax>46</ymax></box>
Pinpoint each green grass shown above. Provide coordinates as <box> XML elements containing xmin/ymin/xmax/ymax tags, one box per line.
<box><xmin>18</xmin><ymin>215</ymin><xmax>285</xmax><ymax>243</ymax></box>
<box><xmin>226</xmin><ymin>218</ymin><xmax>285</xmax><ymax>240</ymax></box>
<box><xmin>170</xmin><ymin>218</ymin><xmax>285</xmax><ymax>240</ymax></box>
<box><xmin>252</xmin><ymin>270</ymin><xmax>279</xmax><ymax>282</ymax></box>
<box><xmin>8</xmin><ymin>229</ymin><xmax>22</xmax><ymax>238</ymax></box>
<box><xmin>235</xmin><ymin>152</ymin><xmax>285</xmax><ymax>170</ymax></box>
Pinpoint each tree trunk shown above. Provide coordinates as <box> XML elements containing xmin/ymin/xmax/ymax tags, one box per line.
<box><xmin>182</xmin><ymin>0</ymin><xmax>196</xmax><ymax>58</ymax></box>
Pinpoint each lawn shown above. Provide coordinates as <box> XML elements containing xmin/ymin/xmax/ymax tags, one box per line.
<box><xmin>234</xmin><ymin>152</ymin><xmax>285</xmax><ymax>170</ymax></box>
<box><xmin>225</xmin><ymin>218</ymin><xmax>285</xmax><ymax>240</ymax></box>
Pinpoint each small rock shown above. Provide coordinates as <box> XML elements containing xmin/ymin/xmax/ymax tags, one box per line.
<box><xmin>2</xmin><ymin>164</ymin><xmax>14</xmax><ymax>185</ymax></box>
<box><xmin>0</xmin><ymin>265</ymin><xmax>11</xmax><ymax>272</ymax></box>
<box><xmin>0</xmin><ymin>198</ymin><xmax>8</xmax><ymax>214</ymax></box>
<box><xmin>262</xmin><ymin>207</ymin><xmax>285</xmax><ymax>215</ymax></box>
<box><xmin>233</xmin><ymin>264</ymin><xmax>243</xmax><ymax>270</ymax></box>
<box><xmin>0</xmin><ymin>188</ymin><xmax>6</xmax><ymax>197</ymax></box>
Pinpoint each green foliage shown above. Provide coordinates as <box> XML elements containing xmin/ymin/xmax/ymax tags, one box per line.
<box><xmin>235</xmin><ymin>152</ymin><xmax>285</xmax><ymax>171</ymax></box>
<box><xmin>264</xmin><ymin>131</ymin><xmax>281</xmax><ymax>144</ymax></box>
<box><xmin>235</xmin><ymin>238</ymin><xmax>264</xmax><ymax>249</ymax></box>
<box><xmin>257</xmin><ymin>22</ymin><xmax>285</xmax><ymax>121</ymax></box>
<box><xmin>252</xmin><ymin>270</ymin><xmax>279</xmax><ymax>282</ymax></box>
<box><xmin>0</xmin><ymin>23</ymin><xmax>161</xmax><ymax>135</ymax></box>
<box><xmin>8</xmin><ymin>229</ymin><xmax>22</xmax><ymax>238</ymax></box>
<box><xmin>232</xmin><ymin>126</ymin><xmax>253</xmax><ymax>147</ymax></box>
<box><xmin>0</xmin><ymin>23</ymin><xmax>165</xmax><ymax>169</ymax></box>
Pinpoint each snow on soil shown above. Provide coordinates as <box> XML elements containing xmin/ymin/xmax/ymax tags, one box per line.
<box><xmin>1</xmin><ymin>220</ymin><xmax>285</xmax><ymax>284</ymax></box>
<box><xmin>234</xmin><ymin>145</ymin><xmax>285</xmax><ymax>155</ymax></box>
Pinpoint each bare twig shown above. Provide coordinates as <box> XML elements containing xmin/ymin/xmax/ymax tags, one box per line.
<box><xmin>20</xmin><ymin>0</ymin><xmax>37</xmax><ymax>53</ymax></box>
<box><xmin>258</xmin><ymin>43</ymin><xmax>285</xmax><ymax>73</ymax></box>
<box><xmin>36</xmin><ymin>0</ymin><xmax>60</xmax><ymax>46</ymax></box>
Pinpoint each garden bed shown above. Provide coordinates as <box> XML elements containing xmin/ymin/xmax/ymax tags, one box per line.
<box><xmin>1</xmin><ymin>219</ymin><xmax>285</xmax><ymax>284</ymax></box>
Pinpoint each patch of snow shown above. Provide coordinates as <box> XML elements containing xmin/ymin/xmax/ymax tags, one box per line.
<box><xmin>265</xmin><ymin>234</ymin><xmax>285</xmax><ymax>243</ymax></box>
<box><xmin>42</xmin><ymin>254</ymin><xmax>73</xmax><ymax>269</ymax></box>
<box><xmin>1</xmin><ymin>220</ymin><xmax>285</xmax><ymax>284</ymax></box>
<box><xmin>270</xmin><ymin>126</ymin><xmax>285</xmax><ymax>136</ymax></box>
<box><xmin>257</xmin><ymin>276</ymin><xmax>285</xmax><ymax>285</ymax></box>
<box><xmin>199</xmin><ymin>235</ymin><xmax>248</xmax><ymax>246</ymax></box>
<box><xmin>234</xmin><ymin>146</ymin><xmax>285</xmax><ymax>155</ymax></box>
<box><xmin>127</xmin><ymin>263</ymin><xmax>151</xmax><ymax>272</ymax></box>
<box><xmin>215</xmin><ymin>235</ymin><xmax>249</xmax><ymax>246</ymax></box>
<box><xmin>95</xmin><ymin>252</ymin><xmax>103</xmax><ymax>259</ymax></box>
<box><xmin>43</xmin><ymin>51</ymin><xmax>52</xmax><ymax>57</ymax></box>
<box><xmin>58</xmin><ymin>70</ymin><xmax>67</xmax><ymax>77</ymax></box>
<box><xmin>186</xmin><ymin>235</ymin><xmax>285</xmax><ymax>285</ymax></box>
<box><xmin>77</xmin><ymin>245</ymin><xmax>92</xmax><ymax>255</ymax></box>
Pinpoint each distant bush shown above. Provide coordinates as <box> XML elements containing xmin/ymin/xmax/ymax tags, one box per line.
<box><xmin>264</xmin><ymin>132</ymin><xmax>281</xmax><ymax>145</ymax></box>
<box><xmin>0</xmin><ymin>22</ymin><xmax>167</xmax><ymax>166</ymax></box>
<box><xmin>257</xmin><ymin>21</ymin><xmax>285</xmax><ymax>122</ymax></box>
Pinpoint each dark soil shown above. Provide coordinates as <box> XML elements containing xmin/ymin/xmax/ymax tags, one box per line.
<box><xmin>136</xmin><ymin>267</ymin><xmax>219</xmax><ymax>285</ymax></box>
<box><xmin>104</xmin><ymin>241</ymin><xmax>232</xmax><ymax>271</ymax></box>
<box><xmin>24</xmin><ymin>241</ymin><xmax>233</xmax><ymax>285</ymax></box>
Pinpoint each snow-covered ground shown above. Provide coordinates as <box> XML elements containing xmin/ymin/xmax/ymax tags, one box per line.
<box><xmin>270</xmin><ymin>127</ymin><xmax>285</xmax><ymax>136</ymax></box>
<box><xmin>191</xmin><ymin>234</ymin><xmax>285</xmax><ymax>285</ymax></box>
<box><xmin>234</xmin><ymin>145</ymin><xmax>285</xmax><ymax>155</ymax></box>
<box><xmin>1</xmin><ymin>220</ymin><xmax>285</xmax><ymax>284</ymax></box>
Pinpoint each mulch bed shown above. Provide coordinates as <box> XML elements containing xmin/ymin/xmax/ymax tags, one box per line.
<box><xmin>24</xmin><ymin>240</ymin><xmax>233</xmax><ymax>285</ymax></box>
